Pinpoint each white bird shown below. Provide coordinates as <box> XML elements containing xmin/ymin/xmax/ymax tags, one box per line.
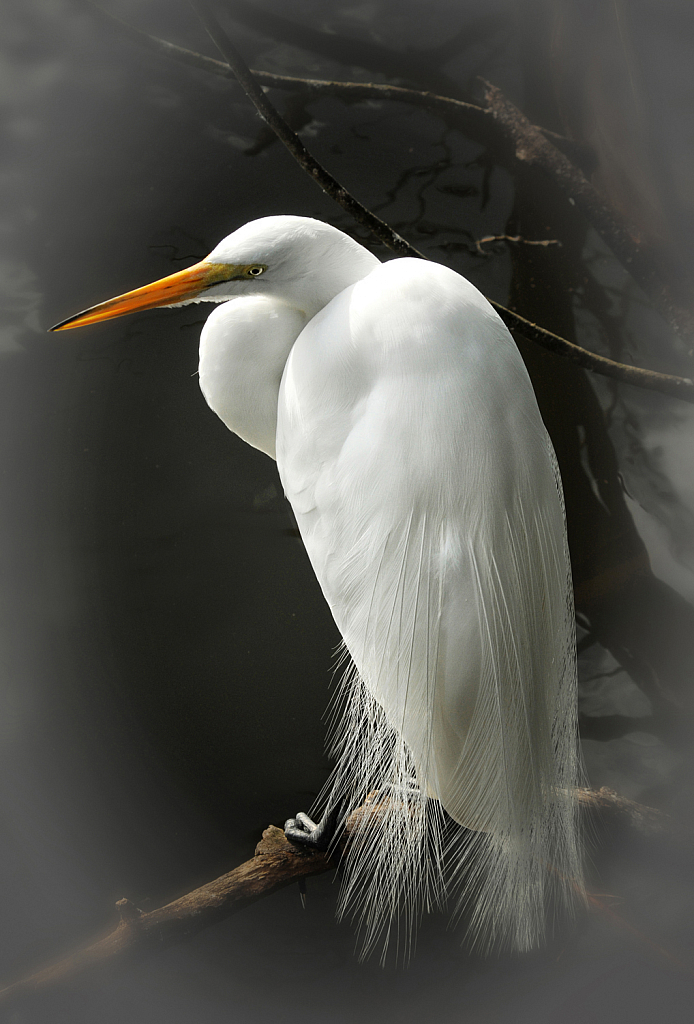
<box><xmin>52</xmin><ymin>215</ymin><xmax>584</xmax><ymax>959</ymax></box>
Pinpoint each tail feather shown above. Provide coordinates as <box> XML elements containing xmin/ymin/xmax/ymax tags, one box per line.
<box><xmin>315</xmin><ymin>450</ymin><xmax>583</xmax><ymax>960</ymax></box>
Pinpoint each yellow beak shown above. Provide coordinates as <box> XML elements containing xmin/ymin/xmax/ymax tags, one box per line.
<box><xmin>50</xmin><ymin>260</ymin><xmax>245</xmax><ymax>331</ymax></box>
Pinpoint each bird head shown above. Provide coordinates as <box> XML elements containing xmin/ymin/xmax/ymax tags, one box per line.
<box><xmin>50</xmin><ymin>215</ymin><xmax>379</xmax><ymax>332</ymax></box>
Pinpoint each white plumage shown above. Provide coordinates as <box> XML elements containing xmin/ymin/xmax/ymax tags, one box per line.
<box><xmin>53</xmin><ymin>215</ymin><xmax>584</xmax><ymax>959</ymax></box>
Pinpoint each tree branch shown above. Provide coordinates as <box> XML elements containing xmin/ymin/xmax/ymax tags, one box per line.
<box><xmin>84</xmin><ymin>2</ymin><xmax>693</xmax><ymax>339</ymax></box>
<box><xmin>0</xmin><ymin>787</ymin><xmax>684</xmax><ymax>1009</ymax></box>
<box><xmin>77</xmin><ymin>3</ymin><xmax>594</xmax><ymax>169</ymax></box>
<box><xmin>72</xmin><ymin>2</ymin><xmax>694</xmax><ymax>402</ymax></box>
<box><xmin>474</xmin><ymin>235</ymin><xmax>561</xmax><ymax>253</ymax></box>
<box><xmin>186</xmin><ymin>1</ymin><xmax>694</xmax><ymax>404</ymax></box>
<box><xmin>577</xmin><ymin>786</ymin><xmax>690</xmax><ymax>844</ymax></box>
<box><xmin>0</xmin><ymin>824</ymin><xmax>332</xmax><ymax>1010</ymax></box>
<box><xmin>480</xmin><ymin>82</ymin><xmax>694</xmax><ymax>339</ymax></box>
<box><xmin>190</xmin><ymin>0</ymin><xmax>420</xmax><ymax>258</ymax></box>
<box><xmin>218</xmin><ymin>0</ymin><xmax>513</xmax><ymax>102</ymax></box>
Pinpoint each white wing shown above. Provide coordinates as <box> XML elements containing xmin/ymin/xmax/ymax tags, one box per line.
<box><xmin>277</xmin><ymin>258</ymin><xmax>582</xmax><ymax>955</ymax></box>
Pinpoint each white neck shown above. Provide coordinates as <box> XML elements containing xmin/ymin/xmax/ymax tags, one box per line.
<box><xmin>198</xmin><ymin>296</ymin><xmax>305</xmax><ymax>459</ymax></box>
<box><xmin>198</xmin><ymin>236</ymin><xmax>380</xmax><ymax>459</ymax></box>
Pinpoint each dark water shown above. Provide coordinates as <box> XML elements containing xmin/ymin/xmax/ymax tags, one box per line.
<box><xmin>2</xmin><ymin>0</ymin><xmax>694</xmax><ymax>1020</ymax></box>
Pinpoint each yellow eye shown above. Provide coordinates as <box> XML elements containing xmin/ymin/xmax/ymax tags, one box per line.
<box><xmin>247</xmin><ymin>265</ymin><xmax>265</xmax><ymax>277</ymax></box>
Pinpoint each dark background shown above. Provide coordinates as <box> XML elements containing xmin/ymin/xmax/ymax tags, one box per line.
<box><xmin>2</xmin><ymin>0</ymin><xmax>694</xmax><ymax>1020</ymax></box>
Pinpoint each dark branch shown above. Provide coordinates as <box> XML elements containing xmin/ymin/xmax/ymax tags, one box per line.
<box><xmin>219</xmin><ymin>0</ymin><xmax>694</xmax><ymax>339</ymax></box>
<box><xmin>86</xmin><ymin>2</ymin><xmax>687</xmax><ymax>328</ymax></box>
<box><xmin>492</xmin><ymin>308</ymin><xmax>694</xmax><ymax>402</ymax></box>
<box><xmin>218</xmin><ymin>0</ymin><xmax>481</xmax><ymax>96</ymax></box>
<box><xmin>577</xmin><ymin>786</ymin><xmax>690</xmax><ymax>844</ymax></box>
<box><xmin>79</xmin><ymin>2</ymin><xmax>587</xmax><ymax>164</ymax></box>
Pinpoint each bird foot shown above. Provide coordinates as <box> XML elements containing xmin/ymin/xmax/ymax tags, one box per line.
<box><xmin>284</xmin><ymin>799</ymin><xmax>347</xmax><ymax>852</ymax></box>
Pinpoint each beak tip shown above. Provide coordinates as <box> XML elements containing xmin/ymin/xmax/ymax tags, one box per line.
<box><xmin>49</xmin><ymin>258</ymin><xmax>230</xmax><ymax>333</ymax></box>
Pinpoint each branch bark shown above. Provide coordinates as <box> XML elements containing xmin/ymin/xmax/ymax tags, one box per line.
<box><xmin>0</xmin><ymin>824</ymin><xmax>332</xmax><ymax>1010</ymax></box>
<box><xmin>474</xmin><ymin>235</ymin><xmax>561</xmax><ymax>253</ymax></box>
<box><xmin>76</xmin><ymin>4</ymin><xmax>600</xmax><ymax>175</ymax></box>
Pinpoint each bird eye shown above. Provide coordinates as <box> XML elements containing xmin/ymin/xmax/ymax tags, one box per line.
<box><xmin>247</xmin><ymin>266</ymin><xmax>265</xmax><ymax>276</ymax></box>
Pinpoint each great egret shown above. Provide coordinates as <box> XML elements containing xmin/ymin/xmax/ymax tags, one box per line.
<box><xmin>52</xmin><ymin>215</ymin><xmax>583</xmax><ymax>958</ymax></box>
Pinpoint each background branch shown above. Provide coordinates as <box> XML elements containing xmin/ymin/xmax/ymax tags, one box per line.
<box><xmin>81</xmin><ymin>1</ymin><xmax>587</xmax><ymax>163</ymax></box>
<box><xmin>481</xmin><ymin>82</ymin><xmax>694</xmax><ymax>339</ymax></box>
<box><xmin>185</xmin><ymin>1</ymin><xmax>694</xmax><ymax>404</ymax></box>
<box><xmin>190</xmin><ymin>0</ymin><xmax>419</xmax><ymax>258</ymax></box>
<box><xmin>82</xmin><ymin>1</ymin><xmax>693</xmax><ymax>342</ymax></box>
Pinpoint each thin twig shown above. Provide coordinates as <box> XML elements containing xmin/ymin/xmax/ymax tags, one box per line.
<box><xmin>474</xmin><ymin>234</ymin><xmax>561</xmax><ymax>254</ymax></box>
